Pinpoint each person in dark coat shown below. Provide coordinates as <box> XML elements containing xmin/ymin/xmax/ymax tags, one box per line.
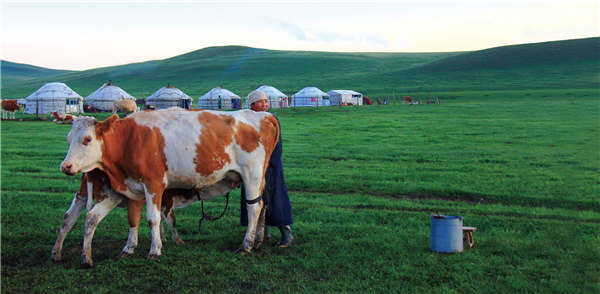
<box><xmin>240</xmin><ymin>90</ymin><xmax>294</xmax><ymax>248</ymax></box>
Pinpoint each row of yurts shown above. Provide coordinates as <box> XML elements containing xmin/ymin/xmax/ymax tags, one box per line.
<box><xmin>21</xmin><ymin>82</ymin><xmax>365</xmax><ymax>114</ymax></box>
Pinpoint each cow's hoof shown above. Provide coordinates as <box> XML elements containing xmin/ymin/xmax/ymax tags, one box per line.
<box><xmin>82</xmin><ymin>257</ymin><xmax>94</xmax><ymax>267</ymax></box>
<box><xmin>50</xmin><ymin>251</ymin><xmax>62</xmax><ymax>262</ymax></box>
<box><xmin>147</xmin><ymin>254</ymin><xmax>160</xmax><ymax>261</ymax></box>
<box><xmin>116</xmin><ymin>251</ymin><xmax>132</xmax><ymax>260</ymax></box>
<box><xmin>175</xmin><ymin>238</ymin><xmax>185</xmax><ymax>246</ymax></box>
<box><xmin>235</xmin><ymin>247</ymin><xmax>252</xmax><ymax>256</ymax></box>
<box><xmin>253</xmin><ymin>240</ymin><xmax>263</xmax><ymax>250</ymax></box>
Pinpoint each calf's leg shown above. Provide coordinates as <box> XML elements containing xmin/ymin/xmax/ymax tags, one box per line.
<box><xmin>162</xmin><ymin>206</ymin><xmax>185</xmax><ymax>246</ymax></box>
<box><xmin>82</xmin><ymin>195</ymin><xmax>122</xmax><ymax>267</ymax></box>
<box><xmin>51</xmin><ymin>193</ymin><xmax>86</xmax><ymax>261</ymax></box>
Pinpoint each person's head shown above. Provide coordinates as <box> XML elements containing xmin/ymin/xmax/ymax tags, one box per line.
<box><xmin>248</xmin><ymin>90</ymin><xmax>269</xmax><ymax>111</ymax></box>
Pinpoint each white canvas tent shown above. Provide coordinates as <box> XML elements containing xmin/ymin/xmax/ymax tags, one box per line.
<box><xmin>244</xmin><ymin>85</ymin><xmax>289</xmax><ymax>109</ymax></box>
<box><xmin>85</xmin><ymin>83</ymin><xmax>136</xmax><ymax>111</ymax></box>
<box><xmin>291</xmin><ymin>87</ymin><xmax>330</xmax><ymax>107</ymax></box>
<box><xmin>326</xmin><ymin>90</ymin><xmax>363</xmax><ymax>106</ymax></box>
<box><xmin>24</xmin><ymin>82</ymin><xmax>83</xmax><ymax>114</ymax></box>
<box><xmin>146</xmin><ymin>85</ymin><xmax>192</xmax><ymax>109</ymax></box>
<box><xmin>197</xmin><ymin>87</ymin><xmax>241</xmax><ymax>110</ymax></box>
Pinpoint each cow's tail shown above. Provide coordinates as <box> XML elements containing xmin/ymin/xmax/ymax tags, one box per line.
<box><xmin>259</xmin><ymin>114</ymin><xmax>280</xmax><ymax>193</ymax></box>
<box><xmin>267</xmin><ymin>114</ymin><xmax>280</xmax><ymax>158</ymax></box>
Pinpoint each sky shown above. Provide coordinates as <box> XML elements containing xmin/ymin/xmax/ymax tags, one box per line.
<box><xmin>1</xmin><ymin>0</ymin><xmax>598</xmax><ymax>70</ymax></box>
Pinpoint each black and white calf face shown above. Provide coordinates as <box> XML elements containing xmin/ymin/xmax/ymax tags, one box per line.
<box><xmin>61</xmin><ymin>116</ymin><xmax>103</xmax><ymax>176</ymax></box>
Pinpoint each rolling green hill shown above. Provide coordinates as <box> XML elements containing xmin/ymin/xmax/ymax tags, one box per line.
<box><xmin>1</xmin><ymin>37</ymin><xmax>598</xmax><ymax>98</ymax></box>
<box><xmin>0</xmin><ymin>61</ymin><xmax>73</xmax><ymax>84</ymax></box>
<box><xmin>380</xmin><ymin>37</ymin><xmax>600</xmax><ymax>92</ymax></box>
<box><xmin>414</xmin><ymin>37</ymin><xmax>599</xmax><ymax>72</ymax></box>
<box><xmin>1</xmin><ymin>48</ymin><xmax>456</xmax><ymax>98</ymax></box>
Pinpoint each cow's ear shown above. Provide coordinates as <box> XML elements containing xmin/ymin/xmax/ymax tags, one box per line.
<box><xmin>96</xmin><ymin>114</ymin><xmax>119</xmax><ymax>136</ymax></box>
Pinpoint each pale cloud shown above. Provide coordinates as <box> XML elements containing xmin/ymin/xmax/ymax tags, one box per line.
<box><xmin>270</xmin><ymin>19</ymin><xmax>390</xmax><ymax>50</ymax></box>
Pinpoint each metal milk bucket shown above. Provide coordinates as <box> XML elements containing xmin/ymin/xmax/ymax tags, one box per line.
<box><xmin>430</xmin><ymin>215</ymin><xmax>464</xmax><ymax>253</ymax></box>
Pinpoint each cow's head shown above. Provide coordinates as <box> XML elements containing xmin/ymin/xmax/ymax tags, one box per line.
<box><xmin>60</xmin><ymin>115</ymin><xmax>117</xmax><ymax>175</ymax></box>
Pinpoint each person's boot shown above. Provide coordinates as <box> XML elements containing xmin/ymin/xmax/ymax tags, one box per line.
<box><xmin>276</xmin><ymin>225</ymin><xmax>294</xmax><ymax>248</ymax></box>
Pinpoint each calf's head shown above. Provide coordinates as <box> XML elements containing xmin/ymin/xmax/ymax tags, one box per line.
<box><xmin>61</xmin><ymin>115</ymin><xmax>116</xmax><ymax>175</ymax></box>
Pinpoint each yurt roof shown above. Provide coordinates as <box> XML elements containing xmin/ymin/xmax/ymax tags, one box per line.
<box><xmin>147</xmin><ymin>85</ymin><xmax>192</xmax><ymax>101</ymax></box>
<box><xmin>327</xmin><ymin>90</ymin><xmax>362</xmax><ymax>96</ymax></box>
<box><xmin>86</xmin><ymin>83</ymin><xmax>135</xmax><ymax>100</ymax></box>
<box><xmin>255</xmin><ymin>85</ymin><xmax>287</xmax><ymax>98</ymax></box>
<box><xmin>25</xmin><ymin>82</ymin><xmax>83</xmax><ymax>100</ymax></box>
<box><xmin>292</xmin><ymin>86</ymin><xmax>329</xmax><ymax>97</ymax></box>
<box><xmin>199</xmin><ymin>87</ymin><xmax>240</xmax><ymax>100</ymax></box>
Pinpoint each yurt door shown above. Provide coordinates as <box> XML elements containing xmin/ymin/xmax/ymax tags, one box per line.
<box><xmin>65</xmin><ymin>98</ymin><xmax>79</xmax><ymax>113</ymax></box>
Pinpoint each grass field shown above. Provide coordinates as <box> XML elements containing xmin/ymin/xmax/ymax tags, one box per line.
<box><xmin>1</xmin><ymin>88</ymin><xmax>599</xmax><ymax>293</ymax></box>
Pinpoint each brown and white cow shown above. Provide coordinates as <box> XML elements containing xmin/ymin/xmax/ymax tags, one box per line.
<box><xmin>51</xmin><ymin>169</ymin><xmax>221</xmax><ymax>263</ymax></box>
<box><xmin>52</xmin><ymin>112</ymin><xmax>75</xmax><ymax>124</ymax></box>
<box><xmin>60</xmin><ymin>108</ymin><xmax>279</xmax><ymax>265</ymax></box>
<box><xmin>2</xmin><ymin>99</ymin><xmax>20</xmax><ymax>120</ymax></box>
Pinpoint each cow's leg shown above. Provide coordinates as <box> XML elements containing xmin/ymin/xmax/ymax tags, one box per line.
<box><xmin>81</xmin><ymin>195</ymin><xmax>122</xmax><ymax>267</ymax></box>
<box><xmin>117</xmin><ymin>199</ymin><xmax>143</xmax><ymax>259</ymax></box>
<box><xmin>144</xmin><ymin>184</ymin><xmax>164</xmax><ymax>260</ymax></box>
<box><xmin>51</xmin><ymin>193</ymin><xmax>86</xmax><ymax>261</ymax></box>
<box><xmin>239</xmin><ymin>175</ymin><xmax>264</xmax><ymax>255</ymax></box>
<box><xmin>162</xmin><ymin>206</ymin><xmax>185</xmax><ymax>246</ymax></box>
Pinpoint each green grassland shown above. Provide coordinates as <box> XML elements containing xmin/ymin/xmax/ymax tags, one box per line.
<box><xmin>1</xmin><ymin>88</ymin><xmax>599</xmax><ymax>293</ymax></box>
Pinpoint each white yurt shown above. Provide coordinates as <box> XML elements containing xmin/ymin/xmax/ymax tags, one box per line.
<box><xmin>85</xmin><ymin>82</ymin><xmax>136</xmax><ymax>111</ymax></box>
<box><xmin>326</xmin><ymin>90</ymin><xmax>363</xmax><ymax>106</ymax></box>
<box><xmin>24</xmin><ymin>82</ymin><xmax>83</xmax><ymax>114</ymax></box>
<box><xmin>291</xmin><ymin>87</ymin><xmax>330</xmax><ymax>107</ymax></box>
<box><xmin>244</xmin><ymin>85</ymin><xmax>289</xmax><ymax>109</ymax></box>
<box><xmin>146</xmin><ymin>85</ymin><xmax>192</xmax><ymax>110</ymax></box>
<box><xmin>197</xmin><ymin>87</ymin><xmax>242</xmax><ymax>110</ymax></box>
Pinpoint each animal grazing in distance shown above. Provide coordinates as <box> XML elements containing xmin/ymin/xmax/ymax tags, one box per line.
<box><xmin>52</xmin><ymin>112</ymin><xmax>75</xmax><ymax>124</ymax></box>
<box><xmin>2</xmin><ymin>100</ymin><xmax>20</xmax><ymax>120</ymax></box>
<box><xmin>113</xmin><ymin>99</ymin><xmax>137</xmax><ymax>114</ymax></box>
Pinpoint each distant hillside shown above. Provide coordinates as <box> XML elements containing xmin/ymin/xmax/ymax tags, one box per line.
<box><xmin>1</xmin><ymin>61</ymin><xmax>74</xmax><ymax>84</ymax></box>
<box><xmin>412</xmin><ymin>37</ymin><xmax>599</xmax><ymax>72</ymax></box>
<box><xmin>2</xmin><ymin>37</ymin><xmax>598</xmax><ymax>98</ymax></box>
<box><xmin>1</xmin><ymin>47</ymin><xmax>455</xmax><ymax>98</ymax></box>
<box><xmin>376</xmin><ymin>37</ymin><xmax>600</xmax><ymax>92</ymax></box>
